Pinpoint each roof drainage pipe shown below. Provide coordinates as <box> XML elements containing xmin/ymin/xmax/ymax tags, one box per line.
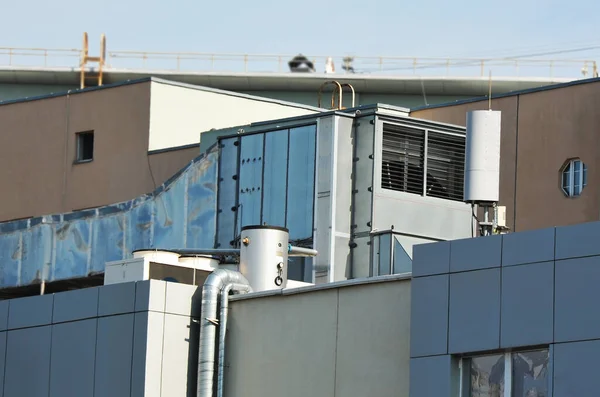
<box><xmin>197</xmin><ymin>269</ymin><xmax>252</xmax><ymax>397</ymax></box>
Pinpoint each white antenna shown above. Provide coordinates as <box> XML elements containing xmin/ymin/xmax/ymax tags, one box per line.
<box><xmin>464</xmin><ymin>110</ymin><xmax>502</xmax><ymax>236</ymax></box>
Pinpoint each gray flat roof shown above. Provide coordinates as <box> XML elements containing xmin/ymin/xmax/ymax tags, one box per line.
<box><xmin>0</xmin><ymin>66</ymin><xmax>575</xmax><ymax>96</ymax></box>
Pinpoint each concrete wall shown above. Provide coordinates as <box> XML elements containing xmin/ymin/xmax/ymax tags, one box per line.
<box><xmin>410</xmin><ymin>220</ymin><xmax>600</xmax><ymax>397</ymax></box>
<box><xmin>226</xmin><ymin>276</ymin><xmax>411</xmax><ymax>397</ymax></box>
<box><xmin>148</xmin><ymin>81</ymin><xmax>320</xmax><ymax>152</ymax></box>
<box><xmin>0</xmin><ymin>279</ymin><xmax>201</xmax><ymax>397</ymax></box>
<box><xmin>0</xmin><ymin>81</ymin><xmax>199</xmax><ymax>222</ymax></box>
<box><xmin>411</xmin><ymin>80</ymin><xmax>600</xmax><ymax>232</ymax></box>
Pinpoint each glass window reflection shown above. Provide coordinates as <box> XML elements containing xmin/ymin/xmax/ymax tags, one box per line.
<box><xmin>470</xmin><ymin>354</ymin><xmax>505</xmax><ymax>397</ymax></box>
<box><xmin>512</xmin><ymin>350</ymin><xmax>549</xmax><ymax>397</ymax></box>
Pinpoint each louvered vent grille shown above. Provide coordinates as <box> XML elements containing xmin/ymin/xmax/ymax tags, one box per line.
<box><xmin>381</xmin><ymin>124</ymin><xmax>424</xmax><ymax>195</ymax></box>
<box><xmin>426</xmin><ymin>132</ymin><xmax>465</xmax><ymax>201</ymax></box>
<box><xmin>381</xmin><ymin>123</ymin><xmax>465</xmax><ymax>202</ymax></box>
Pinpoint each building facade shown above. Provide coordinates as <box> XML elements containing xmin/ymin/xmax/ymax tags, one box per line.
<box><xmin>0</xmin><ymin>275</ymin><xmax>411</xmax><ymax>397</ymax></box>
<box><xmin>410</xmin><ymin>220</ymin><xmax>600</xmax><ymax>397</ymax></box>
<box><xmin>0</xmin><ymin>78</ymin><xmax>320</xmax><ymax>222</ymax></box>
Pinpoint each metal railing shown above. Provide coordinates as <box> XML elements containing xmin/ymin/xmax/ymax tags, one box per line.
<box><xmin>0</xmin><ymin>46</ymin><xmax>597</xmax><ymax>79</ymax></box>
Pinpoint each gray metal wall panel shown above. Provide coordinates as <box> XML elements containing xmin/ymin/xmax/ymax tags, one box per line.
<box><xmin>0</xmin><ymin>332</ymin><xmax>6</xmax><ymax>396</ymax></box>
<box><xmin>412</xmin><ymin>240</ymin><xmax>451</xmax><ymax>277</ymax></box>
<box><xmin>409</xmin><ymin>355</ymin><xmax>455</xmax><ymax>397</ymax></box>
<box><xmin>351</xmin><ymin>236</ymin><xmax>370</xmax><ymax>278</ymax></box>
<box><xmin>286</xmin><ymin>125</ymin><xmax>317</xmax><ymax>240</ymax></box>
<box><xmin>161</xmin><ymin>313</ymin><xmax>198</xmax><ymax>397</ymax></box>
<box><xmin>502</xmin><ymin>227</ymin><xmax>555</xmax><ymax>267</ymax></box>
<box><xmin>225</xmin><ymin>289</ymin><xmax>338</xmax><ymax>397</ymax></box>
<box><xmin>500</xmin><ymin>261</ymin><xmax>554</xmax><ymax>348</ymax></box>
<box><xmin>135</xmin><ymin>279</ymin><xmax>166</xmax><ymax>313</ymax></box>
<box><xmin>335</xmin><ymin>282</ymin><xmax>411</xmax><ymax>397</ymax></box>
<box><xmin>372</xmin><ymin>193</ymin><xmax>472</xmax><ymax>241</ymax></box>
<box><xmin>0</xmin><ymin>301</ymin><xmax>8</xmax><ymax>331</ymax></box>
<box><xmin>7</xmin><ymin>294</ymin><xmax>53</xmax><ymax>329</ymax></box>
<box><xmin>331</xmin><ymin>118</ymin><xmax>354</xmax><ymax>281</ymax></box>
<box><xmin>98</xmin><ymin>281</ymin><xmax>136</xmax><ymax>316</ymax></box>
<box><xmin>449</xmin><ymin>235</ymin><xmax>502</xmax><ymax>273</ymax></box>
<box><xmin>49</xmin><ymin>319</ymin><xmax>97</xmax><ymax>397</ymax></box>
<box><xmin>555</xmin><ymin>255</ymin><xmax>600</xmax><ymax>342</ymax></box>
<box><xmin>261</xmin><ymin>129</ymin><xmax>288</xmax><ymax>228</ymax></box>
<box><xmin>164</xmin><ymin>282</ymin><xmax>201</xmax><ymax>317</ymax></box>
<box><xmin>448</xmin><ymin>268</ymin><xmax>501</xmax><ymax>353</ymax></box>
<box><xmin>555</xmin><ymin>221</ymin><xmax>600</xmax><ymax>260</ymax></box>
<box><xmin>334</xmin><ymin>236</ymin><xmax>351</xmax><ymax>281</ymax></box>
<box><xmin>238</xmin><ymin>133</ymin><xmax>264</xmax><ymax>228</ymax></box>
<box><xmin>131</xmin><ymin>311</ymin><xmax>164</xmax><ymax>397</ymax></box>
<box><xmin>216</xmin><ymin>137</ymin><xmax>239</xmax><ymax>248</ymax></box>
<box><xmin>334</xmin><ymin>118</ymin><xmax>354</xmax><ymax>234</ymax></box>
<box><xmin>4</xmin><ymin>326</ymin><xmax>51</xmax><ymax>397</ymax></box>
<box><xmin>351</xmin><ymin>116</ymin><xmax>375</xmax><ymax>235</ymax></box>
<box><xmin>53</xmin><ymin>287</ymin><xmax>99</xmax><ymax>323</ymax></box>
<box><xmin>410</xmin><ymin>275</ymin><xmax>449</xmax><ymax>358</ymax></box>
<box><xmin>553</xmin><ymin>339</ymin><xmax>600</xmax><ymax>397</ymax></box>
<box><xmin>314</xmin><ymin>116</ymin><xmax>335</xmax><ymax>283</ymax></box>
<box><xmin>94</xmin><ymin>314</ymin><xmax>134</xmax><ymax>397</ymax></box>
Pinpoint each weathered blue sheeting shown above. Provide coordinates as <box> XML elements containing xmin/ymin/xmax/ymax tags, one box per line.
<box><xmin>0</xmin><ymin>146</ymin><xmax>218</xmax><ymax>288</ymax></box>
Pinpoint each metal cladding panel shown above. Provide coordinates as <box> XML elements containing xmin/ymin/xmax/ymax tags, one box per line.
<box><xmin>21</xmin><ymin>224</ymin><xmax>53</xmax><ymax>286</ymax></box>
<box><xmin>0</xmin><ymin>147</ymin><xmax>219</xmax><ymax>288</ymax></box>
<box><xmin>94</xmin><ymin>314</ymin><xmax>135</xmax><ymax>397</ymax></box>
<box><xmin>53</xmin><ymin>219</ymin><xmax>92</xmax><ymax>280</ymax></box>
<box><xmin>0</xmin><ymin>233</ymin><xmax>21</xmax><ymax>287</ymax></box>
<box><xmin>186</xmin><ymin>156</ymin><xmax>218</xmax><ymax>249</ymax></box>
<box><xmin>49</xmin><ymin>319</ymin><xmax>97</xmax><ymax>397</ymax></box>
<box><xmin>216</xmin><ymin>137</ymin><xmax>239</xmax><ymax>248</ymax></box>
<box><xmin>4</xmin><ymin>326</ymin><xmax>52</xmax><ymax>397</ymax></box>
<box><xmin>262</xmin><ymin>129</ymin><xmax>289</xmax><ymax>228</ymax></box>
<box><xmin>153</xmin><ymin>176</ymin><xmax>187</xmax><ymax>249</ymax></box>
<box><xmin>91</xmin><ymin>214</ymin><xmax>126</xmax><ymax>273</ymax></box>
<box><xmin>352</xmin><ymin>116</ymin><xmax>375</xmax><ymax>233</ymax></box>
<box><xmin>464</xmin><ymin>110</ymin><xmax>502</xmax><ymax>203</ymax></box>
<box><xmin>238</xmin><ymin>133</ymin><xmax>264</xmax><ymax>228</ymax></box>
<box><xmin>127</xmin><ymin>199</ymin><xmax>154</xmax><ymax>252</ymax></box>
<box><xmin>286</xmin><ymin>125</ymin><xmax>317</xmax><ymax>240</ymax></box>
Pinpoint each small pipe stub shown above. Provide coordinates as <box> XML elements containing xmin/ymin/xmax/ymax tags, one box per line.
<box><xmin>242</xmin><ymin>237</ymin><xmax>250</xmax><ymax>246</ymax></box>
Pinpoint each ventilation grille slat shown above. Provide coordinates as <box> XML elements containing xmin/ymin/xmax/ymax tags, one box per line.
<box><xmin>381</xmin><ymin>123</ymin><xmax>465</xmax><ymax>202</ymax></box>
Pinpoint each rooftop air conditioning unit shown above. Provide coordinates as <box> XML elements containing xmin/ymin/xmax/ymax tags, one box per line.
<box><xmin>104</xmin><ymin>250</ymin><xmax>221</xmax><ymax>286</ymax></box>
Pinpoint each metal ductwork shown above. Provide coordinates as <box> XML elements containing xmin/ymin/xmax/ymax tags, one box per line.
<box><xmin>197</xmin><ymin>269</ymin><xmax>252</xmax><ymax>397</ymax></box>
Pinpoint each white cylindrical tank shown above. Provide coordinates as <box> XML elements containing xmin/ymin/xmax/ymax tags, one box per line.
<box><xmin>178</xmin><ymin>255</ymin><xmax>220</xmax><ymax>271</ymax></box>
<box><xmin>464</xmin><ymin>110</ymin><xmax>502</xmax><ymax>203</ymax></box>
<box><xmin>239</xmin><ymin>225</ymin><xmax>289</xmax><ymax>292</ymax></box>
<box><xmin>132</xmin><ymin>250</ymin><xmax>181</xmax><ymax>265</ymax></box>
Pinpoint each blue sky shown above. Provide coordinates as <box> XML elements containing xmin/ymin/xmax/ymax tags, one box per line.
<box><xmin>2</xmin><ymin>0</ymin><xmax>599</xmax><ymax>76</ymax></box>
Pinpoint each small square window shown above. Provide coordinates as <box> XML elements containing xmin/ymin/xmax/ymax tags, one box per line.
<box><xmin>76</xmin><ymin>131</ymin><xmax>94</xmax><ymax>163</ymax></box>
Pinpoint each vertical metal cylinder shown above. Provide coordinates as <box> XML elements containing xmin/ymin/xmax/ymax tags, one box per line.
<box><xmin>239</xmin><ymin>225</ymin><xmax>289</xmax><ymax>292</ymax></box>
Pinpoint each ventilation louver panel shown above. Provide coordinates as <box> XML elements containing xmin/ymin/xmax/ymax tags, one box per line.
<box><xmin>426</xmin><ymin>132</ymin><xmax>465</xmax><ymax>201</ymax></box>
<box><xmin>381</xmin><ymin>123</ymin><xmax>466</xmax><ymax>202</ymax></box>
<box><xmin>382</xmin><ymin>124</ymin><xmax>425</xmax><ymax>195</ymax></box>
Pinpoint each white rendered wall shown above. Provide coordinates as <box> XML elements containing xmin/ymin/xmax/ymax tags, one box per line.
<box><xmin>148</xmin><ymin>81</ymin><xmax>320</xmax><ymax>151</ymax></box>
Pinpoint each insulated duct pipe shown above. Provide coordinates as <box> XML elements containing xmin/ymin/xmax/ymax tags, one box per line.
<box><xmin>288</xmin><ymin>245</ymin><xmax>318</xmax><ymax>257</ymax></box>
<box><xmin>170</xmin><ymin>247</ymin><xmax>316</xmax><ymax>258</ymax></box>
<box><xmin>197</xmin><ymin>269</ymin><xmax>252</xmax><ymax>397</ymax></box>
